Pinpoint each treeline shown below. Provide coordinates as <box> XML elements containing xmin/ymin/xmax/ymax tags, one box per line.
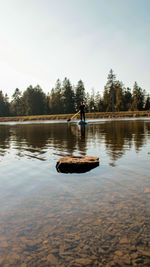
<box><xmin>0</xmin><ymin>69</ymin><xmax>150</xmax><ymax>117</ymax></box>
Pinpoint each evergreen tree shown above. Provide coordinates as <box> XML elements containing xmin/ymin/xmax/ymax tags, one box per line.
<box><xmin>124</xmin><ymin>87</ymin><xmax>132</xmax><ymax>111</ymax></box>
<box><xmin>10</xmin><ymin>88</ymin><xmax>24</xmax><ymax>116</ymax></box>
<box><xmin>103</xmin><ymin>85</ymin><xmax>109</xmax><ymax>111</ymax></box>
<box><xmin>115</xmin><ymin>81</ymin><xmax>124</xmax><ymax>111</ymax></box>
<box><xmin>145</xmin><ymin>94</ymin><xmax>150</xmax><ymax>110</ymax></box>
<box><xmin>4</xmin><ymin>94</ymin><xmax>10</xmax><ymax>116</ymax></box>
<box><xmin>1</xmin><ymin>72</ymin><xmax>150</xmax><ymax>117</ymax></box>
<box><xmin>75</xmin><ymin>80</ymin><xmax>85</xmax><ymax>110</ymax></box>
<box><xmin>89</xmin><ymin>89</ymin><xmax>96</xmax><ymax>112</ymax></box>
<box><xmin>95</xmin><ymin>92</ymin><xmax>104</xmax><ymax>112</ymax></box>
<box><xmin>49</xmin><ymin>79</ymin><xmax>64</xmax><ymax>114</ymax></box>
<box><xmin>103</xmin><ymin>69</ymin><xmax>116</xmax><ymax>111</ymax></box>
<box><xmin>23</xmin><ymin>85</ymin><xmax>34</xmax><ymax>115</ymax></box>
<box><xmin>49</xmin><ymin>88</ymin><xmax>55</xmax><ymax>114</ymax></box>
<box><xmin>84</xmin><ymin>92</ymin><xmax>90</xmax><ymax>112</ymax></box>
<box><xmin>132</xmin><ymin>82</ymin><xmax>145</xmax><ymax>110</ymax></box>
<box><xmin>0</xmin><ymin>91</ymin><xmax>10</xmax><ymax>116</ymax></box>
<box><xmin>34</xmin><ymin>85</ymin><xmax>47</xmax><ymax>115</ymax></box>
<box><xmin>23</xmin><ymin>85</ymin><xmax>46</xmax><ymax>115</ymax></box>
<box><xmin>46</xmin><ymin>93</ymin><xmax>51</xmax><ymax>114</ymax></box>
<box><xmin>95</xmin><ymin>91</ymin><xmax>101</xmax><ymax>112</ymax></box>
<box><xmin>62</xmin><ymin>78</ymin><xmax>75</xmax><ymax>113</ymax></box>
<box><xmin>99</xmin><ymin>97</ymin><xmax>104</xmax><ymax>112</ymax></box>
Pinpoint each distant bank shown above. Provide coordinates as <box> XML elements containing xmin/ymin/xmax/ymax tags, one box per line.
<box><xmin>0</xmin><ymin>111</ymin><xmax>150</xmax><ymax>122</ymax></box>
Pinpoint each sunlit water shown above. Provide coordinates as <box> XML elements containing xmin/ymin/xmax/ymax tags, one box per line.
<box><xmin>0</xmin><ymin>119</ymin><xmax>150</xmax><ymax>266</ymax></box>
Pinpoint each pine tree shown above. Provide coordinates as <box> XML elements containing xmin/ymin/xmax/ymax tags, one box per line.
<box><xmin>0</xmin><ymin>91</ymin><xmax>10</xmax><ymax>116</ymax></box>
<box><xmin>84</xmin><ymin>92</ymin><xmax>90</xmax><ymax>112</ymax></box>
<box><xmin>75</xmin><ymin>80</ymin><xmax>85</xmax><ymax>110</ymax></box>
<box><xmin>95</xmin><ymin>92</ymin><xmax>104</xmax><ymax>112</ymax></box>
<box><xmin>10</xmin><ymin>88</ymin><xmax>24</xmax><ymax>116</ymax></box>
<box><xmin>89</xmin><ymin>88</ymin><xmax>96</xmax><ymax>112</ymax></box>
<box><xmin>115</xmin><ymin>81</ymin><xmax>124</xmax><ymax>111</ymax></box>
<box><xmin>95</xmin><ymin>91</ymin><xmax>101</xmax><ymax>112</ymax></box>
<box><xmin>62</xmin><ymin>78</ymin><xmax>75</xmax><ymax>113</ymax></box>
<box><xmin>103</xmin><ymin>69</ymin><xmax>116</xmax><ymax>111</ymax></box>
<box><xmin>145</xmin><ymin>94</ymin><xmax>150</xmax><ymax>110</ymax></box>
<box><xmin>124</xmin><ymin>87</ymin><xmax>132</xmax><ymax>111</ymax></box>
<box><xmin>4</xmin><ymin>94</ymin><xmax>10</xmax><ymax>116</ymax></box>
<box><xmin>49</xmin><ymin>79</ymin><xmax>64</xmax><ymax>114</ymax></box>
<box><xmin>132</xmin><ymin>82</ymin><xmax>145</xmax><ymax>111</ymax></box>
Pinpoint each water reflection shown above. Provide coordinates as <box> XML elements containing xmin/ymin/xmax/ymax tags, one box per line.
<box><xmin>0</xmin><ymin>119</ymin><xmax>150</xmax><ymax>162</ymax></box>
<box><xmin>0</xmin><ymin>126</ymin><xmax>11</xmax><ymax>156</ymax></box>
<box><xmin>0</xmin><ymin>119</ymin><xmax>150</xmax><ymax>266</ymax></box>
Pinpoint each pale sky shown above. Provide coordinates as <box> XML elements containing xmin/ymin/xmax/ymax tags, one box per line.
<box><xmin>0</xmin><ymin>0</ymin><xmax>150</xmax><ymax>99</ymax></box>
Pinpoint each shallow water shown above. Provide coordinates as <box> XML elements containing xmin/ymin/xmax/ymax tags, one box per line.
<box><xmin>0</xmin><ymin>119</ymin><xmax>150</xmax><ymax>266</ymax></box>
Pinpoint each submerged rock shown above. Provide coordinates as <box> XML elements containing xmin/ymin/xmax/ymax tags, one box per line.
<box><xmin>56</xmin><ymin>155</ymin><xmax>99</xmax><ymax>173</ymax></box>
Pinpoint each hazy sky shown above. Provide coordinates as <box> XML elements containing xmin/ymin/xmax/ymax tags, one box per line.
<box><xmin>0</xmin><ymin>0</ymin><xmax>150</xmax><ymax>98</ymax></box>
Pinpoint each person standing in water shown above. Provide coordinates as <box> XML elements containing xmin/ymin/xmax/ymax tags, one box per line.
<box><xmin>79</xmin><ymin>101</ymin><xmax>85</xmax><ymax>121</ymax></box>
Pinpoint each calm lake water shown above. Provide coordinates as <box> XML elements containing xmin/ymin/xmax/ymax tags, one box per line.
<box><xmin>0</xmin><ymin>119</ymin><xmax>150</xmax><ymax>266</ymax></box>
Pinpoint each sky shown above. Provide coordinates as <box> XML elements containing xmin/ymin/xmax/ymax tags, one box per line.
<box><xmin>0</xmin><ymin>0</ymin><xmax>150</xmax><ymax>99</ymax></box>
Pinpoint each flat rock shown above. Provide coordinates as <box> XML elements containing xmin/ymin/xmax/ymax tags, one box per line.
<box><xmin>56</xmin><ymin>155</ymin><xmax>99</xmax><ymax>173</ymax></box>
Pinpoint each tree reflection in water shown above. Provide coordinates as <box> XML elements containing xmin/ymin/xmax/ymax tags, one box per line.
<box><xmin>0</xmin><ymin>119</ymin><xmax>149</xmax><ymax>163</ymax></box>
<box><xmin>0</xmin><ymin>125</ymin><xmax>11</xmax><ymax>156</ymax></box>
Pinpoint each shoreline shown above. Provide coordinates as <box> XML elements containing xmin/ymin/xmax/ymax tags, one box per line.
<box><xmin>0</xmin><ymin>111</ymin><xmax>150</xmax><ymax>122</ymax></box>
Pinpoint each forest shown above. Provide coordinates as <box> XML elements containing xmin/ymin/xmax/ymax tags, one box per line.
<box><xmin>0</xmin><ymin>69</ymin><xmax>150</xmax><ymax>117</ymax></box>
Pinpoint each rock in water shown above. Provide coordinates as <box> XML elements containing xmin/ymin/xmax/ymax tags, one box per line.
<box><xmin>56</xmin><ymin>155</ymin><xmax>99</xmax><ymax>173</ymax></box>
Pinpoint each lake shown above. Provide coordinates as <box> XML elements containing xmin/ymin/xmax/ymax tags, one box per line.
<box><xmin>0</xmin><ymin>118</ymin><xmax>150</xmax><ymax>266</ymax></box>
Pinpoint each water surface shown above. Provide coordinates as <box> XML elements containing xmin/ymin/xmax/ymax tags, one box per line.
<box><xmin>0</xmin><ymin>119</ymin><xmax>150</xmax><ymax>266</ymax></box>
